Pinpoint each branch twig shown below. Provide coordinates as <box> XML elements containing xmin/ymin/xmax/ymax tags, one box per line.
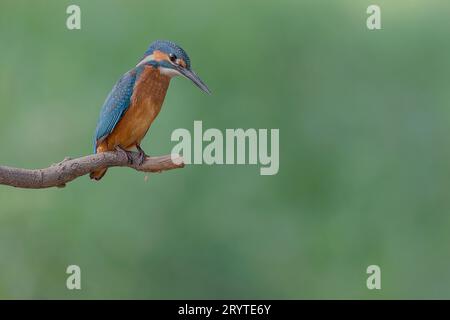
<box><xmin>0</xmin><ymin>152</ymin><xmax>184</xmax><ymax>189</ymax></box>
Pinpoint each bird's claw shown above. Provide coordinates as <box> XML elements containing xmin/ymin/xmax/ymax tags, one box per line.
<box><xmin>136</xmin><ymin>145</ymin><xmax>147</xmax><ymax>166</ymax></box>
<box><xmin>115</xmin><ymin>146</ymin><xmax>133</xmax><ymax>165</ymax></box>
<box><xmin>137</xmin><ymin>151</ymin><xmax>146</xmax><ymax>166</ymax></box>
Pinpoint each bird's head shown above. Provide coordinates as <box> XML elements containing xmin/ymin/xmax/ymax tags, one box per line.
<box><xmin>137</xmin><ymin>40</ymin><xmax>211</xmax><ymax>94</ymax></box>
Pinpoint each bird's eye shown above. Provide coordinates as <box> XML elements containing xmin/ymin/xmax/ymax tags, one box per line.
<box><xmin>169</xmin><ymin>53</ymin><xmax>177</xmax><ymax>63</ymax></box>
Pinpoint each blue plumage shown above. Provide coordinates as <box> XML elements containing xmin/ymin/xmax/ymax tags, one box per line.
<box><xmin>93</xmin><ymin>69</ymin><xmax>137</xmax><ymax>153</ymax></box>
<box><xmin>144</xmin><ymin>40</ymin><xmax>191</xmax><ymax>69</ymax></box>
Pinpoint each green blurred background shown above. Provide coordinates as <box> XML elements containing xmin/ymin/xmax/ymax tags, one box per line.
<box><xmin>0</xmin><ymin>0</ymin><xmax>449</xmax><ymax>299</ymax></box>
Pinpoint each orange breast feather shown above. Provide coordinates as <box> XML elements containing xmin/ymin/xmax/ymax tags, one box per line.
<box><xmin>97</xmin><ymin>66</ymin><xmax>170</xmax><ymax>152</ymax></box>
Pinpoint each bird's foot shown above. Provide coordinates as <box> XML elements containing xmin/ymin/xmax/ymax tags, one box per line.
<box><xmin>115</xmin><ymin>146</ymin><xmax>133</xmax><ymax>165</ymax></box>
<box><xmin>136</xmin><ymin>145</ymin><xmax>148</xmax><ymax>166</ymax></box>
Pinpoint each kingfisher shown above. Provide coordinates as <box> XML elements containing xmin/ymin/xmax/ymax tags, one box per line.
<box><xmin>90</xmin><ymin>40</ymin><xmax>210</xmax><ymax>180</ymax></box>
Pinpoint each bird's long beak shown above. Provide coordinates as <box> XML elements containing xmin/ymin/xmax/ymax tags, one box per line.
<box><xmin>177</xmin><ymin>67</ymin><xmax>211</xmax><ymax>94</ymax></box>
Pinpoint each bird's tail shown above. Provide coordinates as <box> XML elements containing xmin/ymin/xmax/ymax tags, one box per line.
<box><xmin>90</xmin><ymin>141</ymin><xmax>108</xmax><ymax>181</ymax></box>
<box><xmin>90</xmin><ymin>168</ymin><xmax>108</xmax><ymax>181</ymax></box>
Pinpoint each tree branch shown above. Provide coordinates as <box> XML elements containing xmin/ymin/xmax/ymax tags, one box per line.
<box><xmin>0</xmin><ymin>152</ymin><xmax>184</xmax><ymax>189</ymax></box>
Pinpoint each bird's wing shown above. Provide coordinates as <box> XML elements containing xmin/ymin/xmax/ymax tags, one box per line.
<box><xmin>93</xmin><ymin>70</ymin><xmax>137</xmax><ymax>153</ymax></box>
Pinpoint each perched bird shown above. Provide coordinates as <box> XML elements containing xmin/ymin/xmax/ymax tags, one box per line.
<box><xmin>90</xmin><ymin>40</ymin><xmax>210</xmax><ymax>180</ymax></box>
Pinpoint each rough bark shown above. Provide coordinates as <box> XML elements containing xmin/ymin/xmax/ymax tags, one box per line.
<box><xmin>0</xmin><ymin>152</ymin><xmax>184</xmax><ymax>189</ymax></box>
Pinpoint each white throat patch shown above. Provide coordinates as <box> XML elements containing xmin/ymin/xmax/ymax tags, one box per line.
<box><xmin>159</xmin><ymin>67</ymin><xmax>181</xmax><ymax>78</ymax></box>
<box><xmin>136</xmin><ymin>54</ymin><xmax>154</xmax><ymax>67</ymax></box>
